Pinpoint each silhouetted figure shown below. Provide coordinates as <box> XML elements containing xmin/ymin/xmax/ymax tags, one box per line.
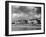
<box><xmin>12</xmin><ymin>22</ymin><xmax>15</xmax><ymax>24</ymax></box>
<box><xmin>24</xmin><ymin>20</ymin><xmax>28</xmax><ymax>24</ymax></box>
<box><xmin>37</xmin><ymin>19</ymin><xmax>41</xmax><ymax>24</ymax></box>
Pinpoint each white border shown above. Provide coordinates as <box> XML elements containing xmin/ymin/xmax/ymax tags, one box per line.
<box><xmin>9</xmin><ymin>3</ymin><xmax>44</xmax><ymax>35</ymax></box>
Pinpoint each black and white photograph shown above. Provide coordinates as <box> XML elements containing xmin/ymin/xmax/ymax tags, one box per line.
<box><xmin>5</xmin><ymin>1</ymin><xmax>45</xmax><ymax>36</ymax></box>
<box><xmin>12</xmin><ymin>6</ymin><xmax>41</xmax><ymax>31</ymax></box>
